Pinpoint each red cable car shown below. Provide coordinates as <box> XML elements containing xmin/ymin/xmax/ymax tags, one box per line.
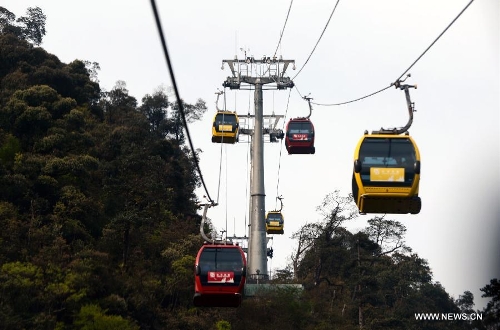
<box><xmin>194</xmin><ymin>242</ymin><xmax>247</xmax><ymax>307</ymax></box>
<box><xmin>285</xmin><ymin>118</ymin><xmax>315</xmax><ymax>154</ymax></box>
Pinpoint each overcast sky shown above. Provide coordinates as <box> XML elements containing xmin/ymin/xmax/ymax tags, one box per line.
<box><xmin>5</xmin><ymin>0</ymin><xmax>499</xmax><ymax>310</ymax></box>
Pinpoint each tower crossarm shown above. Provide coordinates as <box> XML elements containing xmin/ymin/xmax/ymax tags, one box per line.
<box><xmin>222</xmin><ymin>57</ymin><xmax>295</xmax><ymax>90</ymax></box>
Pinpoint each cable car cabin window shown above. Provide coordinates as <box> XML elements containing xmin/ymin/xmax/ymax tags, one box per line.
<box><xmin>359</xmin><ymin>138</ymin><xmax>416</xmax><ymax>187</ymax></box>
<box><xmin>266</xmin><ymin>213</ymin><xmax>283</xmax><ymax>223</ymax></box>
<box><xmin>198</xmin><ymin>248</ymin><xmax>244</xmax><ymax>286</ymax></box>
<box><xmin>215</xmin><ymin>114</ymin><xmax>237</xmax><ymax>132</ymax></box>
<box><xmin>288</xmin><ymin>121</ymin><xmax>313</xmax><ymax>136</ymax></box>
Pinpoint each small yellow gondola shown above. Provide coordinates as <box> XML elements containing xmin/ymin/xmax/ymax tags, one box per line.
<box><xmin>352</xmin><ymin>132</ymin><xmax>421</xmax><ymax>214</ymax></box>
<box><xmin>211</xmin><ymin>111</ymin><xmax>239</xmax><ymax>144</ymax></box>
<box><xmin>266</xmin><ymin>211</ymin><xmax>284</xmax><ymax>235</ymax></box>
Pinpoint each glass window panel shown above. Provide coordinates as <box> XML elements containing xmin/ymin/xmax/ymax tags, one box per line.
<box><xmin>200</xmin><ymin>248</ymin><xmax>243</xmax><ymax>271</ymax></box>
<box><xmin>215</xmin><ymin>114</ymin><xmax>237</xmax><ymax>125</ymax></box>
<box><xmin>288</xmin><ymin>121</ymin><xmax>312</xmax><ymax>134</ymax></box>
<box><xmin>359</xmin><ymin>138</ymin><xmax>417</xmax><ymax>187</ymax></box>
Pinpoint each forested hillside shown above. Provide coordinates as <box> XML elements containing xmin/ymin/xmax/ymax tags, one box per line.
<box><xmin>0</xmin><ymin>6</ymin><xmax>498</xmax><ymax>330</ymax></box>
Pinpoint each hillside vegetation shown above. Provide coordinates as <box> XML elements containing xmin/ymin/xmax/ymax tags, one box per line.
<box><xmin>0</xmin><ymin>6</ymin><xmax>497</xmax><ymax>330</ymax></box>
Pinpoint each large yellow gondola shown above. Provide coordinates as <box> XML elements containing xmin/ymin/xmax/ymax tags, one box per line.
<box><xmin>266</xmin><ymin>211</ymin><xmax>284</xmax><ymax>235</ymax></box>
<box><xmin>352</xmin><ymin>131</ymin><xmax>421</xmax><ymax>214</ymax></box>
<box><xmin>211</xmin><ymin>111</ymin><xmax>239</xmax><ymax>144</ymax></box>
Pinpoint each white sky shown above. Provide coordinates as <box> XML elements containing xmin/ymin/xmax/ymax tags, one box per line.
<box><xmin>5</xmin><ymin>0</ymin><xmax>499</xmax><ymax>310</ymax></box>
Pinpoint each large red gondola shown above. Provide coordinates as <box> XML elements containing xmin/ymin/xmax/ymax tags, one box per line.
<box><xmin>285</xmin><ymin>118</ymin><xmax>315</xmax><ymax>154</ymax></box>
<box><xmin>194</xmin><ymin>242</ymin><xmax>247</xmax><ymax>307</ymax></box>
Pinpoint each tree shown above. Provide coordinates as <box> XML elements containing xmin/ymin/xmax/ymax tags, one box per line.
<box><xmin>170</xmin><ymin>98</ymin><xmax>207</xmax><ymax>124</ymax></box>
<box><xmin>0</xmin><ymin>6</ymin><xmax>22</xmax><ymax>42</ymax></box>
<box><xmin>99</xmin><ymin>81</ymin><xmax>137</xmax><ymax>124</ymax></box>
<box><xmin>364</xmin><ymin>216</ymin><xmax>410</xmax><ymax>256</ymax></box>
<box><xmin>0</xmin><ymin>29</ymin><xmax>209</xmax><ymax>328</ymax></box>
<box><xmin>271</xmin><ymin>266</ymin><xmax>295</xmax><ymax>283</ymax></box>
<box><xmin>456</xmin><ymin>291</ymin><xmax>475</xmax><ymax>314</ymax></box>
<box><xmin>291</xmin><ymin>190</ymin><xmax>358</xmax><ymax>281</ymax></box>
<box><xmin>16</xmin><ymin>7</ymin><xmax>46</xmax><ymax>46</ymax></box>
<box><xmin>481</xmin><ymin>278</ymin><xmax>500</xmax><ymax>330</ymax></box>
<box><xmin>0</xmin><ymin>6</ymin><xmax>46</xmax><ymax>45</ymax></box>
<box><xmin>290</xmin><ymin>222</ymin><xmax>321</xmax><ymax>280</ymax></box>
<box><xmin>0</xmin><ymin>7</ymin><xmax>16</xmax><ymax>33</ymax></box>
<box><xmin>83</xmin><ymin>60</ymin><xmax>100</xmax><ymax>83</ymax></box>
<box><xmin>140</xmin><ymin>88</ymin><xmax>169</xmax><ymax>134</ymax></box>
<box><xmin>168</xmin><ymin>98</ymin><xmax>207</xmax><ymax>143</ymax></box>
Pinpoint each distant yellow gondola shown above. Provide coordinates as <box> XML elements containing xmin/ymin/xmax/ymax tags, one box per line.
<box><xmin>265</xmin><ymin>211</ymin><xmax>284</xmax><ymax>235</ymax></box>
<box><xmin>211</xmin><ymin>111</ymin><xmax>239</xmax><ymax>144</ymax></box>
<box><xmin>352</xmin><ymin>132</ymin><xmax>421</xmax><ymax>214</ymax></box>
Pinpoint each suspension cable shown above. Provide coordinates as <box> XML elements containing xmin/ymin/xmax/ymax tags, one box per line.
<box><xmin>310</xmin><ymin>0</ymin><xmax>475</xmax><ymax>107</ymax></box>
<box><xmin>214</xmin><ymin>93</ymin><xmax>223</xmax><ymax>204</ymax></box>
<box><xmin>273</xmin><ymin>0</ymin><xmax>294</xmax><ymax>59</ymax></box>
<box><xmin>150</xmin><ymin>0</ymin><xmax>215</xmax><ymax>203</ymax></box>
<box><xmin>395</xmin><ymin>0</ymin><xmax>475</xmax><ymax>82</ymax></box>
<box><xmin>312</xmin><ymin>85</ymin><xmax>392</xmax><ymax>106</ymax></box>
<box><xmin>216</xmin><ymin>131</ymin><xmax>224</xmax><ymax>203</ymax></box>
<box><xmin>292</xmin><ymin>0</ymin><xmax>341</xmax><ymax>81</ymax></box>
<box><xmin>275</xmin><ymin>88</ymin><xmax>292</xmax><ymax>210</ymax></box>
<box><xmin>225</xmin><ymin>144</ymin><xmax>228</xmax><ymax>239</ymax></box>
<box><xmin>243</xmin><ymin>90</ymin><xmax>252</xmax><ymax>235</ymax></box>
<box><xmin>215</xmin><ymin>90</ymin><xmax>228</xmax><ymax>203</ymax></box>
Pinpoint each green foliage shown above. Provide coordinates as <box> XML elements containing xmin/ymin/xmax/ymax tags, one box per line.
<box><xmin>74</xmin><ymin>304</ymin><xmax>139</xmax><ymax>330</ymax></box>
<box><xmin>140</xmin><ymin>89</ymin><xmax>170</xmax><ymax>133</ymax></box>
<box><xmin>0</xmin><ymin>261</ymin><xmax>75</xmax><ymax>328</ymax></box>
<box><xmin>481</xmin><ymin>278</ymin><xmax>500</xmax><ymax>329</ymax></box>
<box><xmin>15</xmin><ymin>7</ymin><xmax>46</xmax><ymax>46</ymax></box>
<box><xmin>0</xmin><ymin>6</ymin><xmax>46</xmax><ymax>46</ymax></box>
<box><xmin>0</xmin><ymin>133</ymin><xmax>20</xmax><ymax>166</ymax></box>
<box><xmin>215</xmin><ymin>320</ymin><xmax>231</xmax><ymax>330</ymax></box>
<box><xmin>167</xmin><ymin>255</ymin><xmax>196</xmax><ymax>292</ymax></box>
<box><xmin>287</xmin><ymin>195</ymin><xmax>478</xmax><ymax>330</ymax></box>
<box><xmin>0</xmin><ymin>24</ymin><xmax>206</xmax><ymax>329</ymax></box>
<box><xmin>167</xmin><ymin>98</ymin><xmax>207</xmax><ymax>143</ymax></box>
<box><xmin>12</xmin><ymin>84</ymin><xmax>59</xmax><ymax>108</ymax></box>
<box><xmin>0</xmin><ymin>7</ymin><xmax>16</xmax><ymax>28</ymax></box>
<box><xmin>230</xmin><ymin>288</ymin><xmax>311</xmax><ymax>329</ymax></box>
<box><xmin>271</xmin><ymin>266</ymin><xmax>295</xmax><ymax>283</ymax></box>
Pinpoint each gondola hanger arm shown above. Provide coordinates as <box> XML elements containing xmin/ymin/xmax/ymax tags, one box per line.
<box><xmin>277</xmin><ymin>195</ymin><xmax>284</xmax><ymax>212</ymax></box>
<box><xmin>199</xmin><ymin>201</ymin><xmax>218</xmax><ymax>243</ymax></box>
<box><xmin>303</xmin><ymin>95</ymin><xmax>313</xmax><ymax>119</ymax></box>
<box><xmin>215</xmin><ymin>90</ymin><xmax>223</xmax><ymax>112</ymax></box>
<box><xmin>372</xmin><ymin>75</ymin><xmax>417</xmax><ymax>135</ymax></box>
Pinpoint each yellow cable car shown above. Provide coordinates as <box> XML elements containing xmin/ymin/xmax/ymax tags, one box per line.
<box><xmin>352</xmin><ymin>132</ymin><xmax>421</xmax><ymax>214</ymax></box>
<box><xmin>211</xmin><ymin>111</ymin><xmax>239</xmax><ymax>144</ymax></box>
<box><xmin>266</xmin><ymin>211</ymin><xmax>284</xmax><ymax>235</ymax></box>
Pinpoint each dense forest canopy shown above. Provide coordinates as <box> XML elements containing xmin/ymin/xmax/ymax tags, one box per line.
<box><xmin>0</xmin><ymin>6</ymin><xmax>498</xmax><ymax>330</ymax></box>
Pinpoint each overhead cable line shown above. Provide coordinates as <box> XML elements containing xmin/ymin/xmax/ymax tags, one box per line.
<box><xmin>292</xmin><ymin>0</ymin><xmax>341</xmax><ymax>81</ymax></box>
<box><xmin>275</xmin><ymin>88</ymin><xmax>292</xmax><ymax>209</ymax></box>
<box><xmin>216</xmin><ymin>126</ymin><xmax>224</xmax><ymax>203</ymax></box>
<box><xmin>312</xmin><ymin>0</ymin><xmax>475</xmax><ymax>107</ymax></box>
<box><xmin>311</xmin><ymin>85</ymin><xmax>392</xmax><ymax>106</ymax></box>
<box><xmin>225</xmin><ymin>146</ymin><xmax>228</xmax><ymax>237</ymax></box>
<box><xmin>150</xmin><ymin>0</ymin><xmax>215</xmax><ymax>204</ymax></box>
<box><xmin>395</xmin><ymin>0</ymin><xmax>475</xmax><ymax>82</ymax></box>
<box><xmin>273</xmin><ymin>0</ymin><xmax>294</xmax><ymax>59</ymax></box>
<box><xmin>243</xmin><ymin>90</ymin><xmax>252</xmax><ymax>234</ymax></box>
<box><xmin>215</xmin><ymin>91</ymin><xmax>225</xmax><ymax>204</ymax></box>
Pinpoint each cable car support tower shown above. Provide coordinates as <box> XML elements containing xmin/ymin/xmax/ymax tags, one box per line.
<box><xmin>221</xmin><ymin>55</ymin><xmax>295</xmax><ymax>281</ymax></box>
